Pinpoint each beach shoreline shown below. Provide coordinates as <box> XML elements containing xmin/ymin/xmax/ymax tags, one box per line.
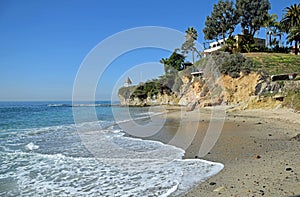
<box><xmin>181</xmin><ymin>108</ymin><xmax>300</xmax><ymax>197</ymax></box>
<box><xmin>133</xmin><ymin>106</ymin><xmax>300</xmax><ymax>196</ymax></box>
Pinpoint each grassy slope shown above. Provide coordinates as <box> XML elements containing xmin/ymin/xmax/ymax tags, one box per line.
<box><xmin>244</xmin><ymin>52</ymin><xmax>300</xmax><ymax>75</ymax></box>
<box><xmin>244</xmin><ymin>52</ymin><xmax>300</xmax><ymax>111</ymax></box>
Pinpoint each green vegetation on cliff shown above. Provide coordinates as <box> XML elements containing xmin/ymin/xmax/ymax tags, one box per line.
<box><xmin>283</xmin><ymin>89</ymin><xmax>300</xmax><ymax>111</ymax></box>
<box><xmin>119</xmin><ymin>52</ymin><xmax>300</xmax><ymax>110</ymax></box>
<box><xmin>118</xmin><ymin>72</ymin><xmax>180</xmax><ymax>105</ymax></box>
<box><xmin>202</xmin><ymin>52</ymin><xmax>255</xmax><ymax>78</ymax></box>
<box><xmin>245</xmin><ymin>53</ymin><xmax>300</xmax><ymax>111</ymax></box>
<box><xmin>118</xmin><ymin>52</ymin><xmax>257</xmax><ymax>105</ymax></box>
<box><xmin>245</xmin><ymin>53</ymin><xmax>300</xmax><ymax>75</ymax></box>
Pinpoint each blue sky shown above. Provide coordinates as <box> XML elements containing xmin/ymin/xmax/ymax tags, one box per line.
<box><xmin>0</xmin><ymin>0</ymin><xmax>299</xmax><ymax>101</ymax></box>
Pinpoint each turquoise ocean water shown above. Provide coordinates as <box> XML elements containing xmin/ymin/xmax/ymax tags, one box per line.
<box><xmin>0</xmin><ymin>101</ymin><xmax>223</xmax><ymax>196</ymax></box>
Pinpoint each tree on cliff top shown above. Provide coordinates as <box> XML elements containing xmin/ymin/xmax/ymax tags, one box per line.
<box><xmin>281</xmin><ymin>3</ymin><xmax>300</xmax><ymax>31</ymax></box>
<box><xmin>160</xmin><ymin>49</ymin><xmax>185</xmax><ymax>73</ymax></box>
<box><xmin>203</xmin><ymin>0</ymin><xmax>238</xmax><ymax>42</ymax></box>
<box><xmin>236</xmin><ymin>0</ymin><xmax>271</xmax><ymax>36</ymax></box>
<box><xmin>287</xmin><ymin>26</ymin><xmax>300</xmax><ymax>55</ymax></box>
<box><xmin>263</xmin><ymin>13</ymin><xmax>279</xmax><ymax>48</ymax></box>
<box><xmin>281</xmin><ymin>3</ymin><xmax>300</xmax><ymax>55</ymax></box>
<box><xmin>181</xmin><ymin>27</ymin><xmax>200</xmax><ymax>64</ymax></box>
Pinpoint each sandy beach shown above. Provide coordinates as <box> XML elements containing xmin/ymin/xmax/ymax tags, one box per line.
<box><xmin>140</xmin><ymin>106</ymin><xmax>300</xmax><ymax>196</ymax></box>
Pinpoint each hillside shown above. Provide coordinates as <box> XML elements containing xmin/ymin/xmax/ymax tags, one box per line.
<box><xmin>119</xmin><ymin>52</ymin><xmax>300</xmax><ymax>111</ymax></box>
<box><xmin>244</xmin><ymin>52</ymin><xmax>300</xmax><ymax>75</ymax></box>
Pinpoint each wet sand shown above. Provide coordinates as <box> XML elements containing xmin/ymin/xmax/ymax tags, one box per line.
<box><xmin>178</xmin><ymin>108</ymin><xmax>300</xmax><ymax>197</ymax></box>
<box><xmin>141</xmin><ymin>108</ymin><xmax>300</xmax><ymax>197</ymax></box>
<box><xmin>124</xmin><ymin>106</ymin><xmax>300</xmax><ymax>196</ymax></box>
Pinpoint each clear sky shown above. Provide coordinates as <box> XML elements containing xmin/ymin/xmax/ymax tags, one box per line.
<box><xmin>0</xmin><ymin>0</ymin><xmax>299</xmax><ymax>101</ymax></box>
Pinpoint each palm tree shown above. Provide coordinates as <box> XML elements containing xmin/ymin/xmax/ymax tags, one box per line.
<box><xmin>181</xmin><ymin>27</ymin><xmax>200</xmax><ymax>64</ymax></box>
<box><xmin>186</xmin><ymin>27</ymin><xmax>198</xmax><ymax>41</ymax></box>
<box><xmin>287</xmin><ymin>26</ymin><xmax>300</xmax><ymax>55</ymax></box>
<box><xmin>273</xmin><ymin>22</ymin><xmax>284</xmax><ymax>47</ymax></box>
<box><xmin>268</xmin><ymin>21</ymin><xmax>285</xmax><ymax>48</ymax></box>
<box><xmin>264</xmin><ymin>13</ymin><xmax>278</xmax><ymax>48</ymax></box>
<box><xmin>281</xmin><ymin>3</ymin><xmax>300</xmax><ymax>54</ymax></box>
<box><xmin>281</xmin><ymin>4</ymin><xmax>300</xmax><ymax>31</ymax></box>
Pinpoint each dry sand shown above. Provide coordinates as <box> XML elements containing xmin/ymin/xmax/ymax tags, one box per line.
<box><xmin>126</xmin><ymin>106</ymin><xmax>300</xmax><ymax>196</ymax></box>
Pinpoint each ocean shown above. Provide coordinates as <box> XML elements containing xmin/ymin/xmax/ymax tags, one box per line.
<box><xmin>0</xmin><ymin>101</ymin><xmax>223</xmax><ymax>196</ymax></box>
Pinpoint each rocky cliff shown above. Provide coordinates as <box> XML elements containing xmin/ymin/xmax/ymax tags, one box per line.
<box><xmin>118</xmin><ymin>52</ymin><xmax>300</xmax><ymax>111</ymax></box>
<box><xmin>118</xmin><ymin>71</ymin><xmax>264</xmax><ymax>108</ymax></box>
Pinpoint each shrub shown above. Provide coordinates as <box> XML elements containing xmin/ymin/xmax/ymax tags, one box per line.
<box><xmin>172</xmin><ymin>75</ymin><xmax>183</xmax><ymax>93</ymax></box>
<box><xmin>282</xmin><ymin>82</ymin><xmax>300</xmax><ymax>111</ymax></box>
<box><xmin>209</xmin><ymin>52</ymin><xmax>255</xmax><ymax>78</ymax></box>
<box><xmin>283</xmin><ymin>91</ymin><xmax>300</xmax><ymax>111</ymax></box>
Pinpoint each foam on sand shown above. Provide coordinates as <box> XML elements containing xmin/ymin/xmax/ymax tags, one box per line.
<box><xmin>0</xmin><ymin>118</ymin><xmax>223</xmax><ymax>196</ymax></box>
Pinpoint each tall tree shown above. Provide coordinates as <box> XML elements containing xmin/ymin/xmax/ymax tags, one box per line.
<box><xmin>263</xmin><ymin>13</ymin><xmax>278</xmax><ymax>48</ymax></box>
<box><xmin>160</xmin><ymin>50</ymin><xmax>185</xmax><ymax>73</ymax></box>
<box><xmin>203</xmin><ymin>0</ymin><xmax>238</xmax><ymax>42</ymax></box>
<box><xmin>281</xmin><ymin>4</ymin><xmax>300</xmax><ymax>31</ymax></box>
<box><xmin>287</xmin><ymin>26</ymin><xmax>300</xmax><ymax>55</ymax></box>
<box><xmin>281</xmin><ymin>3</ymin><xmax>300</xmax><ymax>54</ymax></box>
<box><xmin>181</xmin><ymin>27</ymin><xmax>200</xmax><ymax>64</ymax></box>
<box><xmin>271</xmin><ymin>22</ymin><xmax>285</xmax><ymax>48</ymax></box>
<box><xmin>236</xmin><ymin>0</ymin><xmax>271</xmax><ymax>36</ymax></box>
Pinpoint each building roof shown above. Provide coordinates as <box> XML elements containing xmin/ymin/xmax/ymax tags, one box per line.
<box><xmin>191</xmin><ymin>71</ymin><xmax>203</xmax><ymax>75</ymax></box>
<box><xmin>203</xmin><ymin>35</ymin><xmax>265</xmax><ymax>54</ymax></box>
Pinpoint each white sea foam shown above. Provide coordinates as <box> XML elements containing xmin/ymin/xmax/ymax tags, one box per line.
<box><xmin>0</xmin><ymin>118</ymin><xmax>224</xmax><ymax>196</ymax></box>
<box><xmin>114</xmin><ymin>111</ymin><xmax>166</xmax><ymax>126</ymax></box>
<box><xmin>0</xmin><ymin>151</ymin><xmax>223</xmax><ymax>196</ymax></box>
<box><xmin>24</xmin><ymin>120</ymin><xmax>114</xmax><ymax>136</ymax></box>
<box><xmin>25</xmin><ymin>142</ymin><xmax>39</xmax><ymax>151</ymax></box>
<box><xmin>47</xmin><ymin>103</ymin><xmax>112</xmax><ymax>107</ymax></box>
<box><xmin>137</xmin><ymin>111</ymin><xmax>157</xmax><ymax>116</ymax></box>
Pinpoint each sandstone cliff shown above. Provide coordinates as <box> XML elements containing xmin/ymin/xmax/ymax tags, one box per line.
<box><xmin>118</xmin><ymin>71</ymin><xmax>264</xmax><ymax>109</ymax></box>
<box><xmin>118</xmin><ymin>52</ymin><xmax>299</xmax><ymax>111</ymax></box>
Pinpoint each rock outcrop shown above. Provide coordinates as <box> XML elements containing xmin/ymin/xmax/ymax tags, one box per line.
<box><xmin>118</xmin><ymin>71</ymin><xmax>266</xmax><ymax>108</ymax></box>
<box><xmin>118</xmin><ymin>68</ymin><xmax>298</xmax><ymax>111</ymax></box>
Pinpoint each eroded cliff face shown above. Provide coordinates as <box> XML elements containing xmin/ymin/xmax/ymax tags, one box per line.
<box><xmin>221</xmin><ymin>73</ymin><xmax>262</xmax><ymax>104</ymax></box>
<box><xmin>118</xmin><ymin>90</ymin><xmax>178</xmax><ymax>106</ymax></box>
<box><xmin>118</xmin><ymin>72</ymin><xmax>264</xmax><ymax>108</ymax></box>
<box><xmin>118</xmin><ymin>51</ymin><xmax>299</xmax><ymax>110</ymax></box>
<box><xmin>177</xmin><ymin>72</ymin><xmax>263</xmax><ymax>108</ymax></box>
